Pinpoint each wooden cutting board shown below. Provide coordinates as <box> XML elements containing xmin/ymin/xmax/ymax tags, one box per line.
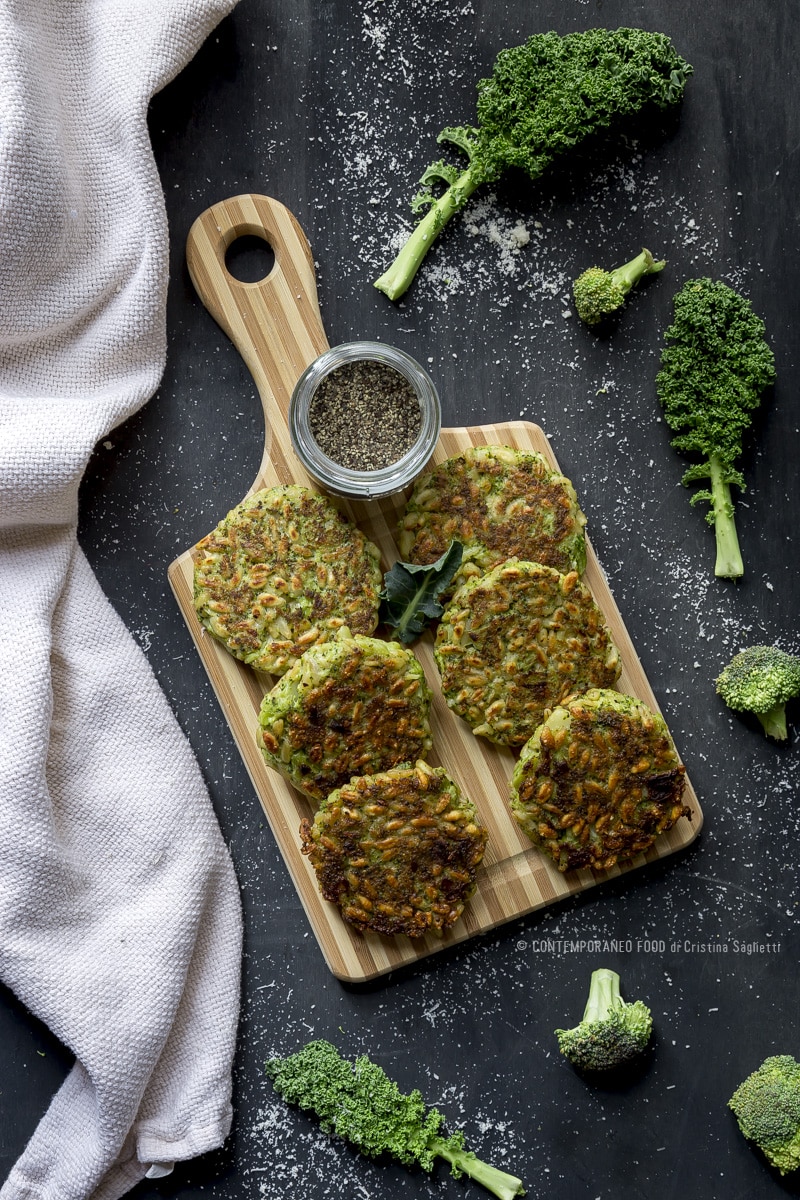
<box><xmin>168</xmin><ymin>194</ymin><xmax>702</xmax><ymax>982</ymax></box>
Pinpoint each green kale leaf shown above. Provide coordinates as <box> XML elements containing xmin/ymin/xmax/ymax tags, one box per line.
<box><xmin>379</xmin><ymin>540</ymin><xmax>463</xmax><ymax>643</ymax></box>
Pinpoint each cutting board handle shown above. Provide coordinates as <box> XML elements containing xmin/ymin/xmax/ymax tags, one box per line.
<box><xmin>185</xmin><ymin>194</ymin><xmax>330</xmax><ymax>488</ymax></box>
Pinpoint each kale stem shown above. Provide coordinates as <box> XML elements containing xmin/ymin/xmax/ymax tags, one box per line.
<box><xmin>709</xmin><ymin>454</ymin><xmax>744</xmax><ymax>579</ymax></box>
<box><xmin>431</xmin><ymin>1139</ymin><xmax>526</xmax><ymax>1200</ymax></box>
<box><xmin>374</xmin><ymin>165</ymin><xmax>484</xmax><ymax>301</ymax></box>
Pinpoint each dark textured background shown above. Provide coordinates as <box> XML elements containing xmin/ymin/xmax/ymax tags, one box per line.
<box><xmin>3</xmin><ymin>1</ymin><xmax>800</xmax><ymax>1197</ymax></box>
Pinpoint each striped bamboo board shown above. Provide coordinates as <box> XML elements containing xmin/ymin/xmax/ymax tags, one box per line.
<box><xmin>169</xmin><ymin>194</ymin><xmax>702</xmax><ymax>982</ymax></box>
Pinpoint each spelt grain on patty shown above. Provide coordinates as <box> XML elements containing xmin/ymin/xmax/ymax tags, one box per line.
<box><xmin>300</xmin><ymin>761</ymin><xmax>487</xmax><ymax>938</ymax></box>
<box><xmin>193</xmin><ymin>485</ymin><xmax>382</xmax><ymax>676</ymax></box>
<box><xmin>435</xmin><ymin>559</ymin><xmax>620</xmax><ymax>746</ymax></box>
<box><xmin>398</xmin><ymin>444</ymin><xmax>587</xmax><ymax>593</ymax></box>
<box><xmin>510</xmin><ymin>689</ymin><xmax>689</xmax><ymax>872</ymax></box>
<box><xmin>258</xmin><ymin>629</ymin><xmax>433</xmax><ymax>803</ymax></box>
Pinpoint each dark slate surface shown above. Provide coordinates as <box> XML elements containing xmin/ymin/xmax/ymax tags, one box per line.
<box><xmin>3</xmin><ymin>1</ymin><xmax>800</xmax><ymax>1197</ymax></box>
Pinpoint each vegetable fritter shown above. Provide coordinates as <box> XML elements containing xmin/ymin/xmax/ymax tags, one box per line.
<box><xmin>194</xmin><ymin>485</ymin><xmax>382</xmax><ymax>675</ymax></box>
<box><xmin>397</xmin><ymin>444</ymin><xmax>587</xmax><ymax>593</ymax></box>
<box><xmin>434</xmin><ymin>559</ymin><xmax>620</xmax><ymax>746</ymax></box>
<box><xmin>510</xmin><ymin>689</ymin><xmax>689</xmax><ymax>872</ymax></box>
<box><xmin>300</xmin><ymin>761</ymin><xmax>488</xmax><ymax>938</ymax></box>
<box><xmin>258</xmin><ymin>630</ymin><xmax>433</xmax><ymax>803</ymax></box>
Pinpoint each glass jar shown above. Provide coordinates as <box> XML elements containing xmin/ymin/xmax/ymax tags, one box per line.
<box><xmin>288</xmin><ymin>341</ymin><xmax>441</xmax><ymax>500</ymax></box>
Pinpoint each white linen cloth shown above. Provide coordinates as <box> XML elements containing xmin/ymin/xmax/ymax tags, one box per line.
<box><xmin>0</xmin><ymin>2</ymin><xmax>243</xmax><ymax>1197</ymax></box>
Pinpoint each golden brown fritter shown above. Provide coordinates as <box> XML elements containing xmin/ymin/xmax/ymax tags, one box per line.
<box><xmin>397</xmin><ymin>444</ymin><xmax>587</xmax><ymax>592</ymax></box>
<box><xmin>300</xmin><ymin>761</ymin><xmax>487</xmax><ymax>938</ymax></box>
<box><xmin>258</xmin><ymin>631</ymin><xmax>433</xmax><ymax>803</ymax></box>
<box><xmin>510</xmin><ymin>689</ymin><xmax>689</xmax><ymax>872</ymax></box>
<box><xmin>193</xmin><ymin>485</ymin><xmax>382</xmax><ymax>675</ymax></box>
<box><xmin>434</xmin><ymin>559</ymin><xmax>621</xmax><ymax>746</ymax></box>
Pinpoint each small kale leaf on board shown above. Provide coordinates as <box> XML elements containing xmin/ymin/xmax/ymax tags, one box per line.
<box><xmin>380</xmin><ymin>541</ymin><xmax>463</xmax><ymax>643</ymax></box>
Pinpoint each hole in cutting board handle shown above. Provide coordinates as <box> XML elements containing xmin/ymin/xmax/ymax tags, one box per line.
<box><xmin>224</xmin><ymin>234</ymin><xmax>276</xmax><ymax>283</ymax></box>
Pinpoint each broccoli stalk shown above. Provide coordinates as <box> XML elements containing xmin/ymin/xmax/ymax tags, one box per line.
<box><xmin>265</xmin><ymin>1039</ymin><xmax>525</xmax><ymax>1200</ymax></box>
<box><xmin>729</xmin><ymin>1055</ymin><xmax>800</xmax><ymax>1175</ymax></box>
<box><xmin>573</xmin><ymin>248</ymin><xmax>665</xmax><ymax>326</ymax></box>
<box><xmin>715</xmin><ymin>644</ymin><xmax>800</xmax><ymax>740</ymax></box>
<box><xmin>656</xmin><ymin>278</ymin><xmax>776</xmax><ymax>580</ymax></box>
<box><xmin>555</xmin><ymin>968</ymin><xmax>653</xmax><ymax>1072</ymax></box>
<box><xmin>374</xmin><ymin>29</ymin><xmax>692</xmax><ymax>301</ymax></box>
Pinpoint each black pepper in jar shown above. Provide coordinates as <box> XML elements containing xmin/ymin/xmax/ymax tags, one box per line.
<box><xmin>307</xmin><ymin>359</ymin><xmax>422</xmax><ymax>471</ymax></box>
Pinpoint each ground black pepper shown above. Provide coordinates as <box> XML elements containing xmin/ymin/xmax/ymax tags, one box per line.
<box><xmin>307</xmin><ymin>359</ymin><xmax>422</xmax><ymax>471</ymax></box>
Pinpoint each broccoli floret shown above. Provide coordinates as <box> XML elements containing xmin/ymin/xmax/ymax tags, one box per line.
<box><xmin>656</xmin><ymin>278</ymin><xmax>776</xmax><ymax>579</ymax></box>
<box><xmin>374</xmin><ymin>29</ymin><xmax>692</xmax><ymax>301</ymax></box>
<box><xmin>573</xmin><ymin>248</ymin><xmax>665</xmax><ymax>326</ymax></box>
<box><xmin>729</xmin><ymin>1055</ymin><xmax>800</xmax><ymax>1175</ymax></box>
<box><xmin>265</xmin><ymin>1039</ymin><xmax>525</xmax><ymax>1200</ymax></box>
<box><xmin>555</xmin><ymin>968</ymin><xmax>653</xmax><ymax>1072</ymax></box>
<box><xmin>715</xmin><ymin>644</ymin><xmax>800</xmax><ymax>740</ymax></box>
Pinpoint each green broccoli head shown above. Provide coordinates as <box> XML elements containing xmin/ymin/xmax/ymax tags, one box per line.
<box><xmin>715</xmin><ymin>644</ymin><xmax>800</xmax><ymax>740</ymax></box>
<box><xmin>555</xmin><ymin>968</ymin><xmax>653</xmax><ymax>1072</ymax></box>
<box><xmin>573</xmin><ymin>248</ymin><xmax>665</xmax><ymax>325</ymax></box>
<box><xmin>729</xmin><ymin>1055</ymin><xmax>800</xmax><ymax>1175</ymax></box>
<box><xmin>573</xmin><ymin>268</ymin><xmax>627</xmax><ymax>325</ymax></box>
